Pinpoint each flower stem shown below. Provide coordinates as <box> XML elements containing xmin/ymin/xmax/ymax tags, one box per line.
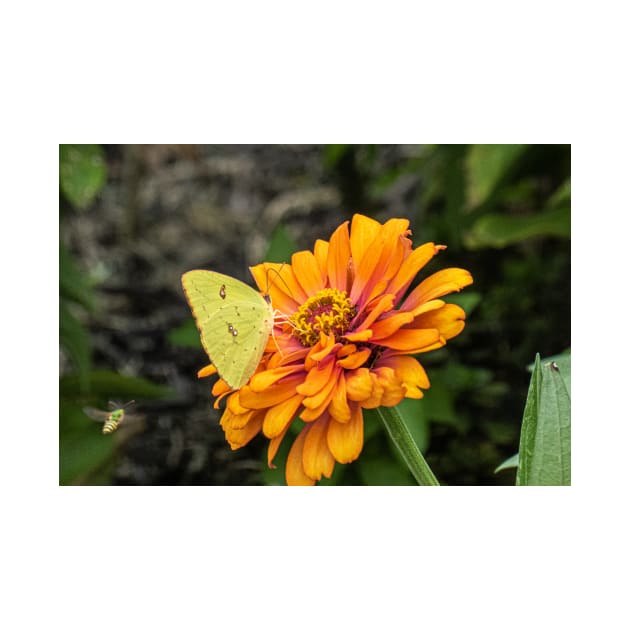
<box><xmin>376</xmin><ymin>406</ymin><xmax>440</xmax><ymax>486</ymax></box>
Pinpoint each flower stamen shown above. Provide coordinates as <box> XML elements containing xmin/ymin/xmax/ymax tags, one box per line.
<box><xmin>291</xmin><ymin>288</ymin><xmax>357</xmax><ymax>347</ymax></box>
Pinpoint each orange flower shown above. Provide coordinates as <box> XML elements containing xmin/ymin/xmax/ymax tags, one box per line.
<box><xmin>200</xmin><ymin>214</ymin><xmax>473</xmax><ymax>485</ymax></box>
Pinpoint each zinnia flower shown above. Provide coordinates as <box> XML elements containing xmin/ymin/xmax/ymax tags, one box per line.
<box><xmin>199</xmin><ymin>214</ymin><xmax>473</xmax><ymax>485</ymax></box>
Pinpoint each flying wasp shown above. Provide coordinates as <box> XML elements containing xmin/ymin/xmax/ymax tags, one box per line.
<box><xmin>83</xmin><ymin>400</ymin><xmax>142</xmax><ymax>434</ymax></box>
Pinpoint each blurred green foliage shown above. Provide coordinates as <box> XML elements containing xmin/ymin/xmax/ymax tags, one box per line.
<box><xmin>59</xmin><ymin>144</ymin><xmax>174</xmax><ymax>485</ymax></box>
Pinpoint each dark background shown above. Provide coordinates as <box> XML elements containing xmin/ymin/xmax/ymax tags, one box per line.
<box><xmin>59</xmin><ymin>144</ymin><xmax>570</xmax><ymax>485</ymax></box>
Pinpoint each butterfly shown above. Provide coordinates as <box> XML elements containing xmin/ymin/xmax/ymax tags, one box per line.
<box><xmin>181</xmin><ymin>270</ymin><xmax>276</xmax><ymax>389</ymax></box>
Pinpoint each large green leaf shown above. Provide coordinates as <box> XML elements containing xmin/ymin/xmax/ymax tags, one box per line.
<box><xmin>59</xmin><ymin>242</ymin><xmax>95</xmax><ymax>310</ymax></box>
<box><xmin>60</xmin><ymin>369</ymin><xmax>175</xmax><ymax>400</ymax></box>
<box><xmin>59</xmin><ymin>401</ymin><xmax>116</xmax><ymax>485</ymax></box>
<box><xmin>466</xmin><ymin>144</ymin><xmax>529</xmax><ymax>209</ymax></box>
<box><xmin>464</xmin><ymin>206</ymin><xmax>570</xmax><ymax>249</ymax></box>
<box><xmin>59</xmin><ymin>144</ymin><xmax>107</xmax><ymax>209</ymax></box>
<box><xmin>59</xmin><ymin>301</ymin><xmax>91</xmax><ymax>390</ymax></box>
<box><xmin>168</xmin><ymin>318</ymin><xmax>202</xmax><ymax>349</ymax></box>
<box><xmin>516</xmin><ymin>354</ymin><xmax>571</xmax><ymax>486</ymax></box>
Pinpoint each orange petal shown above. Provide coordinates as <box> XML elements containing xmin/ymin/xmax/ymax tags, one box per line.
<box><xmin>286</xmin><ymin>428</ymin><xmax>316</xmax><ymax>485</ymax></box>
<box><xmin>378</xmin><ymin>354</ymin><xmax>430</xmax><ymax>391</ymax></box>
<box><xmin>401</xmin><ymin>268</ymin><xmax>473</xmax><ymax>311</ymax></box>
<box><xmin>373</xmin><ymin>367</ymin><xmax>406</xmax><ymax>407</ymax></box>
<box><xmin>354</xmin><ymin>294</ymin><xmax>395</xmax><ymax>331</ymax></box>
<box><xmin>375</xmin><ymin>328</ymin><xmax>441</xmax><ymax>352</ymax></box>
<box><xmin>227</xmin><ymin>391</ymin><xmax>250</xmax><ymax>415</ymax></box>
<box><xmin>369</xmin><ymin>311</ymin><xmax>415</xmax><ymax>340</ymax></box>
<box><xmin>238</xmin><ymin>374</ymin><xmax>304</xmax><ymax>409</ymax></box>
<box><xmin>211</xmin><ymin>378</ymin><xmax>232</xmax><ymax>397</ymax></box>
<box><xmin>328</xmin><ymin>371</ymin><xmax>352</xmax><ymax>423</ymax></box>
<box><xmin>349</xmin><ymin>214</ymin><xmax>382</xmax><ymax>270</ymax></box>
<box><xmin>327</xmin><ymin>404</ymin><xmax>364</xmax><ymax>464</ymax></box>
<box><xmin>326</xmin><ymin>221</ymin><xmax>351</xmax><ymax>291</ymax></box>
<box><xmin>198</xmin><ymin>364</ymin><xmax>217</xmax><ymax>378</ymax></box>
<box><xmin>345</xmin><ymin>368</ymin><xmax>373</xmax><ymax>401</ymax></box>
<box><xmin>303</xmin><ymin>414</ymin><xmax>335</xmax><ymax>481</ymax></box>
<box><xmin>302</xmin><ymin>366</ymin><xmax>340</xmax><ymax>410</ymax></box>
<box><xmin>292</xmin><ymin>249</ymin><xmax>326</xmax><ymax>296</ymax></box>
<box><xmin>336</xmin><ymin>348</ymin><xmax>371</xmax><ymax>369</ymax></box>
<box><xmin>268</xmin><ymin>424</ymin><xmax>290</xmax><ymax>468</ymax></box>
<box><xmin>412</xmin><ymin>303</ymin><xmax>467</xmax><ymax>340</ymax></box>
<box><xmin>343</xmin><ymin>329</ymin><xmax>373</xmax><ymax>343</ymax></box>
<box><xmin>220</xmin><ymin>409</ymin><xmax>263</xmax><ymax>449</ymax></box>
<box><xmin>250</xmin><ymin>262</ymin><xmax>304</xmax><ymax>312</ymax></box>
<box><xmin>263</xmin><ymin>393</ymin><xmax>304</xmax><ymax>438</ymax></box>
<box><xmin>410</xmin><ymin>299</ymin><xmax>445</xmax><ymax>317</ymax></box>
<box><xmin>296</xmin><ymin>356</ymin><xmax>336</xmax><ymax>397</ymax></box>
<box><xmin>387</xmin><ymin>243</ymin><xmax>446</xmax><ymax>299</ymax></box>
<box><xmin>248</xmin><ymin>364</ymin><xmax>305</xmax><ymax>392</ymax></box>
<box><xmin>313</xmin><ymin>239</ymin><xmax>330</xmax><ymax>280</ymax></box>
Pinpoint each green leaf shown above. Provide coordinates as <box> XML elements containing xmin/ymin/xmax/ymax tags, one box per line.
<box><xmin>396</xmin><ymin>397</ymin><xmax>429</xmax><ymax>453</ymax></box>
<box><xmin>323</xmin><ymin>144</ymin><xmax>351</xmax><ymax>169</ymax></box>
<box><xmin>59</xmin><ymin>144</ymin><xmax>107</xmax><ymax>209</ymax></box>
<box><xmin>59</xmin><ymin>401</ymin><xmax>116</xmax><ymax>484</ymax></box>
<box><xmin>464</xmin><ymin>206</ymin><xmax>570</xmax><ymax>249</ymax></box>
<box><xmin>265</xmin><ymin>223</ymin><xmax>299</xmax><ymax>264</ymax></box>
<box><xmin>60</xmin><ymin>369</ymin><xmax>175</xmax><ymax>400</ymax></box>
<box><xmin>357</xmin><ymin>456</ymin><xmax>415</xmax><ymax>486</ymax></box>
<box><xmin>446</xmin><ymin>290</ymin><xmax>482</xmax><ymax>316</ymax></box>
<box><xmin>59</xmin><ymin>301</ymin><xmax>91</xmax><ymax>390</ymax></box>
<box><xmin>494</xmin><ymin>453</ymin><xmax>519</xmax><ymax>474</ymax></box>
<box><xmin>59</xmin><ymin>242</ymin><xmax>95</xmax><ymax>310</ymax></box>
<box><xmin>530</xmin><ymin>351</ymin><xmax>571</xmax><ymax>397</ymax></box>
<box><xmin>466</xmin><ymin>144</ymin><xmax>529</xmax><ymax>209</ymax></box>
<box><xmin>516</xmin><ymin>354</ymin><xmax>571</xmax><ymax>486</ymax></box>
<box><xmin>168</xmin><ymin>319</ymin><xmax>202</xmax><ymax>349</ymax></box>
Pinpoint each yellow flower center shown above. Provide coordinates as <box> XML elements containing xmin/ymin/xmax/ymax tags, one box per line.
<box><xmin>291</xmin><ymin>288</ymin><xmax>357</xmax><ymax>347</ymax></box>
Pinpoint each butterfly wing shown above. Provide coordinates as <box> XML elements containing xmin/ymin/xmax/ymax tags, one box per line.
<box><xmin>181</xmin><ymin>270</ymin><xmax>274</xmax><ymax>389</ymax></box>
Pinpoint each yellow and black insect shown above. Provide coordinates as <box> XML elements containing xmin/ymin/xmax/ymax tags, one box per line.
<box><xmin>83</xmin><ymin>400</ymin><xmax>141</xmax><ymax>434</ymax></box>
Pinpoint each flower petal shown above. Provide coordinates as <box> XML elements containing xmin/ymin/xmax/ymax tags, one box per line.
<box><xmin>250</xmin><ymin>262</ymin><xmax>304</xmax><ymax>312</ymax></box>
<box><xmin>401</xmin><ymin>268</ymin><xmax>473</xmax><ymax>311</ymax></box>
<box><xmin>268</xmin><ymin>424</ymin><xmax>290</xmax><ymax>468</ymax></box>
<box><xmin>239</xmin><ymin>374</ymin><xmax>304</xmax><ymax>409</ymax></box>
<box><xmin>303</xmin><ymin>415</ymin><xmax>335</xmax><ymax>480</ymax></box>
<box><xmin>296</xmin><ymin>356</ymin><xmax>336</xmax><ymax>397</ymax></box>
<box><xmin>343</xmin><ymin>329</ymin><xmax>373</xmax><ymax>342</ymax></box>
<box><xmin>412</xmin><ymin>303</ymin><xmax>467</xmax><ymax>340</ymax></box>
<box><xmin>375</xmin><ymin>328</ymin><xmax>441</xmax><ymax>352</ymax></box>
<box><xmin>292</xmin><ymin>249</ymin><xmax>326</xmax><ymax>296</ymax></box>
<box><xmin>198</xmin><ymin>364</ymin><xmax>217</xmax><ymax>378</ymax></box>
<box><xmin>345</xmin><ymin>368</ymin><xmax>373</xmax><ymax>401</ymax></box>
<box><xmin>369</xmin><ymin>311</ymin><xmax>415</xmax><ymax>340</ymax></box>
<box><xmin>387</xmin><ymin>243</ymin><xmax>446</xmax><ymax>300</ymax></box>
<box><xmin>263</xmin><ymin>393</ymin><xmax>304</xmax><ymax>438</ymax></box>
<box><xmin>249</xmin><ymin>364</ymin><xmax>305</xmax><ymax>392</ymax></box>
<box><xmin>313</xmin><ymin>238</ymin><xmax>329</xmax><ymax>280</ymax></box>
<box><xmin>220</xmin><ymin>408</ymin><xmax>263</xmax><ymax>449</ymax></box>
<box><xmin>328</xmin><ymin>371</ymin><xmax>352</xmax><ymax>423</ymax></box>
<box><xmin>354</xmin><ymin>294</ymin><xmax>395</xmax><ymax>332</ymax></box>
<box><xmin>286</xmin><ymin>428</ymin><xmax>316</xmax><ymax>485</ymax></box>
<box><xmin>327</xmin><ymin>404</ymin><xmax>364</xmax><ymax>464</ymax></box>
<box><xmin>336</xmin><ymin>348</ymin><xmax>371</xmax><ymax>369</ymax></box>
<box><xmin>327</xmin><ymin>221</ymin><xmax>351</xmax><ymax>291</ymax></box>
<box><xmin>302</xmin><ymin>366</ymin><xmax>340</xmax><ymax>410</ymax></box>
<box><xmin>349</xmin><ymin>214</ymin><xmax>382</xmax><ymax>269</ymax></box>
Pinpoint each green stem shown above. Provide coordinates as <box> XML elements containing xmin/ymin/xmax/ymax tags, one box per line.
<box><xmin>376</xmin><ymin>406</ymin><xmax>440</xmax><ymax>486</ymax></box>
